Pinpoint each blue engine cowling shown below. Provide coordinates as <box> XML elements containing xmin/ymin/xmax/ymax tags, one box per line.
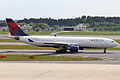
<box><xmin>70</xmin><ymin>46</ymin><xmax>79</xmax><ymax>52</ymax></box>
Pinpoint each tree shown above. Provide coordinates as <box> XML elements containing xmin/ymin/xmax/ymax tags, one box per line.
<box><xmin>0</xmin><ymin>21</ymin><xmax>7</xmax><ymax>27</ymax></box>
<box><xmin>52</xmin><ymin>25</ymin><xmax>59</xmax><ymax>30</ymax></box>
<box><xmin>33</xmin><ymin>23</ymin><xmax>50</xmax><ymax>31</ymax></box>
<box><xmin>17</xmin><ymin>22</ymin><xmax>26</xmax><ymax>26</ymax></box>
<box><xmin>29</xmin><ymin>22</ymin><xmax>35</xmax><ymax>26</ymax></box>
<box><xmin>35</xmin><ymin>27</ymin><xmax>40</xmax><ymax>32</ymax></box>
<box><xmin>17</xmin><ymin>16</ymin><xmax>120</xmax><ymax>31</ymax></box>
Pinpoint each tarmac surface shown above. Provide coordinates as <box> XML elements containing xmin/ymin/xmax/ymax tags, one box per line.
<box><xmin>0</xmin><ymin>50</ymin><xmax>120</xmax><ymax>64</ymax></box>
<box><xmin>0</xmin><ymin>63</ymin><xmax>120</xmax><ymax>80</ymax></box>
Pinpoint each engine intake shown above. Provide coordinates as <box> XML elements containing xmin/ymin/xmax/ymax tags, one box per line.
<box><xmin>70</xmin><ymin>46</ymin><xmax>79</xmax><ymax>52</ymax></box>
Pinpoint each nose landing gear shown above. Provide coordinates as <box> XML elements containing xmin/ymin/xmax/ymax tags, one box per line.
<box><xmin>104</xmin><ymin>48</ymin><xmax>107</xmax><ymax>53</ymax></box>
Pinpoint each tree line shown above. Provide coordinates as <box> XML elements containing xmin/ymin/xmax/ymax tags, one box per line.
<box><xmin>1</xmin><ymin>16</ymin><xmax>120</xmax><ymax>31</ymax></box>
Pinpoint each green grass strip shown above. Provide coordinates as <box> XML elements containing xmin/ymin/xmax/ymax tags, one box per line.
<box><xmin>0</xmin><ymin>55</ymin><xmax>100</xmax><ymax>61</ymax></box>
<box><xmin>1</xmin><ymin>31</ymin><xmax>120</xmax><ymax>35</ymax></box>
<box><xmin>0</xmin><ymin>45</ymin><xmax>57</xmax><ymax>50</ymax></box>
<box><xmin>115</xmin><ymin>40</ymin><xmax>120</xmax><ymax>44</ymax></box>
<box><xmin>0</xmin><ymin>39</ymin><xmax>20</xmax><ymax>42</ymax></box>
<box><xmin>86</xmin><ymin>48</ymin><xmax>120</xmax><ymax>50</ymax></box>
<box><xmin>0</xmin><ymin>31</ymin><xmax>56</xmax><ymax>35</ymax></box>
<box><xmin>27</xmin><ymin>31</ymin><xmax>59</xmax><ymax>35</ymax></box>
<box><xmin>0</xmin><ymin>32</ymin><xmax>9</xmax><ymax>34</ymax></box>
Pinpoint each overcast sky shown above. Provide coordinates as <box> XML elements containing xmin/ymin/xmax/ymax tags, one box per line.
<box><xmin>0</xmin><ymin>0</ymin><xmax>120</xmax><ymax>20</ymax></box>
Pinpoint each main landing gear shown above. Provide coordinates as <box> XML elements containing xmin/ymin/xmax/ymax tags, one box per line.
<box><xmin>56</xmin><ymin>46</ymin><xmax>68</xmax><ymax>53</ymax></box>
<box><xmin>56</xmin><ymin>49</ymin><xmax>79</xmax><ymax>53</ymax></box>
<box><xmin>56</xmin><ymin>49</ymin><xmax>67</xmax><ymax>53</ymax></box>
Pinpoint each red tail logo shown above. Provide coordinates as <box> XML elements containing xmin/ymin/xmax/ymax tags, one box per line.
<box><xmin>6</xmin><ymin>18</ymin><xmax>28</xmax><ymax>36</ymax></box>
<box><xmin>7</xmin><ymin>22</ymin><xmax>19</xmax><ymax>36</ymax></box>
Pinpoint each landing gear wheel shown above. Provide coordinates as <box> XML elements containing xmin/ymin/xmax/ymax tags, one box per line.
<box><xmin>56</xmin><ymin>50</ymin><xmax>67</xmax><ymax>53</ymax></box>
<box><xmin>56</xmin><ymin>50</ymin><xmax>60</xmax><ymax>53</ymax></box>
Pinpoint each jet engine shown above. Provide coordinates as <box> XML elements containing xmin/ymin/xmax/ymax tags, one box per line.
<box><xmin>70</xmin><ymin>46</ymin><xmax>79</xmax><ymax>52</ymax></box>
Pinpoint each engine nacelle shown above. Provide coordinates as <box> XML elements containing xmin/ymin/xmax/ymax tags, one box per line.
<box><xmin>70</xmin><ymin>46</ymin><xmax>79</xmax><ymax>52</ymax></box>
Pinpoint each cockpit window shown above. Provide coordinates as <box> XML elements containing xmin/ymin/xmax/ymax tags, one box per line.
<box><xmin>111</xmin><ymin>41</ymin><xmax>114</xmax><ymax>43</ymax></box>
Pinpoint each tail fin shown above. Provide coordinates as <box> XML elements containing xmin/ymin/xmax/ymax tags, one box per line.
<box><xmin>6</xmin><ymin>18</ymin><xmax>29</xmax><ymax>36</ymax></box>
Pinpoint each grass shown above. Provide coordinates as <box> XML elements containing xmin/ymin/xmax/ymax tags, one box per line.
<box><xmin>0</xmin><ymin>31</ymin><xmax>58</xmax><ymax>35</ymax></box>
<box><xmin>0</xmin><ymin>32</ymin><xmax>52</xmax><ymax>35</ymax></box>
<box><xmin>1</xmin><ymin>31</ymin><xmax>120</xmax><ymax>35</ymax></box>
<box><xmin>0</xmin><ymin>32</ymin><xmax>9</xmax><ymax>34</ymax></box>
<box><xmin>86</xmin><ymin>48</ymin><xmax>120</xmax><ymax>50</ymax></box>
<box><xmin>0</xmin><ymin>45</ymin><xmax>57</xmax><ymax>50</ymax></box>
<box><xmin>58</xmin><ymin>31</ymin><xmax>120</xmax><ymax>35</ymax></box>
<box><xmin>0</xmin><ymin>39</ymin><xmax>20</xmax><ymax>42</ymax></box>
<box><xmin>115</xmin><ymin>40</ymin><xmax>120</xmax><ymax>44</ymax></box>
<box><xmin>26</xmin><ymin>32</ymin><xmax>52</xmax><ymax>35</ymax></box>
<box><xmin>0</xmin><ymin>55</ymin><xmax>100</xmax><ymax>61</ymax></box>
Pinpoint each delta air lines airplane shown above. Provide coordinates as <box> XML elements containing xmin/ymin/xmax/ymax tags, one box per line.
<box><xmin>6</xmin><ymin>18</ymin><xmax>118</xmax><ymax>53</ymax></box>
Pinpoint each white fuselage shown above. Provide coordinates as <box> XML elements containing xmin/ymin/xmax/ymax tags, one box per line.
<box><xmin>16</xmin><ymin>36</ymin><xmax>118</xmax><ymax>49</ymax></box>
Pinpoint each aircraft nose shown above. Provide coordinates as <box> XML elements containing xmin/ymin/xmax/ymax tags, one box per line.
<box><xmin>114</xmin><ymin>42</ymin><xmax>118</xmax><ymax>46</ymax></box>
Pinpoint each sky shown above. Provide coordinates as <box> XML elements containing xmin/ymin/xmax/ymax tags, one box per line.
<box><xmin>0</xmin><ymin>0</ymin><xmax>120</xmax><ymax>20</ymax></box>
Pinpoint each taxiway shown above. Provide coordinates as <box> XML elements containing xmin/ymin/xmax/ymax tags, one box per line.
<box><xmin>0</xmin><ymin>63</ymin><xmax>120</xmax><ymax>80</ymax></box>
<box><xmin>0</xmin><ymin>50</ymin><xmax>120</xmax><ymax>64</ymax></box>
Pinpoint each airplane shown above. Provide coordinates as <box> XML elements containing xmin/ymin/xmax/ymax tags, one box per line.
<box><xmin>6</xmin><ymin>18</ymin><xmax>118</xmax><ymax>53</ymax></box>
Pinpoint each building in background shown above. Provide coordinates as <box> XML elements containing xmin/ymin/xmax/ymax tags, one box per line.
<box><xmin>0</xmin><ymin>27</ymin><xmax>8</xmax><ymax>31</ymax></box>
<box><xmin>20</xmin><ymin>25</ymin><xmax>33</xmax><ymax>32</ymax></box>
<box><xmin>0</xmin><ymin>24</ymin><xmax>93</xmax><ymax>32</ymax></box>
<box><xmin>58</xmin><ymin>24</ymin><xmax>93</xmax><ymax>31</ymax></box>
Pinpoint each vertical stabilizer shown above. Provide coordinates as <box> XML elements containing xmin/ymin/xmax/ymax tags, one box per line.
<box><xmin>6</xmin><ymin>18</ymin><xmax>28</xmax><ymax>36</ymax></box>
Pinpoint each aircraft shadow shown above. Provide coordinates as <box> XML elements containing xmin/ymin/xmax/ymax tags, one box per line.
<box><xmin>79</xmin><ymin>52</ymin><xmax>114</xmax><ymax>54</ymax></box>
<box><xmin>0</xmin><ymin>50</ymin><xmax>115</xmax><ymax>56</ymax></box>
